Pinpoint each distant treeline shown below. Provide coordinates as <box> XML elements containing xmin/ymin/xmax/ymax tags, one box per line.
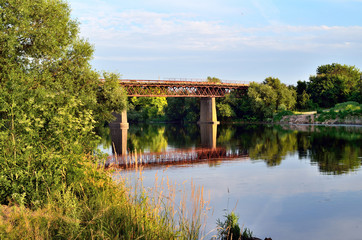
<box><xmin>128</xmin><ymin>64</ymin><xmax>362</xmax><ymax>122</ymax></box>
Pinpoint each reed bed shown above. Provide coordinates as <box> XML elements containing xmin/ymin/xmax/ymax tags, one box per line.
<box><xmin>116</xmin><ymin>165</ymin><xmax>213</xmax><ymax>239</ymax></box>
<box><xmin>0</xmin><ymin>160</ymin><xmax>211</xmax><ymax>239</ymax></box>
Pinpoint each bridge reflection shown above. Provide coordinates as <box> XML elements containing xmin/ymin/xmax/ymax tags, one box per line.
<box><xmin>107</xmin><ymin>122</ymin><xmax>248</xmax><ymax>169</ymax></box>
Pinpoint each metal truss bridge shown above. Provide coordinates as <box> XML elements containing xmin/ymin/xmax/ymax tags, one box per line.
<box><xmin>119</xmin><ymin>79</ymin><xmax>249</xmax><ymax>97</ymax></box>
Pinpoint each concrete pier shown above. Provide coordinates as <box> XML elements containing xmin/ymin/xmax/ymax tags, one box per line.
<box><xmin>110</xmin><ymin>110</ymin><xmax>129</xmax><ymax>155</ymax></box>
<box><xmin>112</xmin><ymin>110</ymin><xmax>129</xmax><ymax>129</ymax></box>
<box><xmin>198</xmin><ymin>97</ymin><xmax>220</xmax><ymax>124</ymax></box>
<box><xmin>109</xmin><ymin>123</ymin><xmax>128</xmax><ymax>156</ymax></box>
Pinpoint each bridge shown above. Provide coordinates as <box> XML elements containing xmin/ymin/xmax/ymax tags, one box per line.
<box><xmin>116</xmin><ymin>79</ymin><xmax>249</xmax><ymax>127</ymax></box>
<box><xmin>108</xmin><ymin>112</ymin><xmax>248</xmax><ymax>169</ymax></box>
<box><xmin>119</xmin><ymin>79</ymin><xmax>249</xmax><ymax>98</ymax></box>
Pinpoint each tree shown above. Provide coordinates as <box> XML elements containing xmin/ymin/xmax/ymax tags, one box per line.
<box><xmin>128</xmin><ymin>97</ymin><xmax>167</xmax><ymax>122</ymax></box>
<box><xmin>165</xmin><ymin>97</ymin><xmax>199</xmax><ymax>122</ymax></box>
<box><xmin>307</xmin><ymin>63</ymin><xmax>361</xmax><ymax>107</ymax></box>
<box><xmin>216</xmin><ymin>93</ymin><xmax>236</xmax><ymax>119</ymax></box>
<box><xmin>0</xmin><ymin>0</ymin><xmax>126</xmax><ymax>206</ymax></box>
<box><xmin>295</xmin><ymin>80</ymin><xmax>313</xmax><ymax>109</ymax></box>
<box><xmin>248</xmin><ymin>82</ymin><xmax>277</xmax><ymax>119</ymax></box>
<box><xmin>263</xmin><ymin>77</ymin><xmax>296</xmax><ymax>111</ymax></box>
<box><xmin>207</xmin><ymin>76</ymin><xmax>221</xmax><ymax>83</ymax></box>
<box><xmin>247</xmin><ymin>77</ymin><xmax>296</xmax><ymax>120</ymax></box>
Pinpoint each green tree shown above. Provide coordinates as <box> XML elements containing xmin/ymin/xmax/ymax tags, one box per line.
<box><xmin>165</xmin><ymin>97</ymin><xmax>199</xmax><ymax>122</ymax></box>
<box><xmin>296</xmin><ymin>80</ymin><xmax>313</xmax><ymax>109</ymax></box>
<box><xmin>0</xmin><ymin>0</ymin><xmax>125</xmax><ymax>206</ymax></box>
<box><xmin>216</xmin><ymin>93</ymin><xmax>236</xmax><ymax>119</ymax></box>
<box><xmin>207</xmin><ymin>76</ymin><xmax>222</xmax><ymax>83</ymax></box>
<box><xmin>307</xmin><ymin>63</ymin><xmax>361</xmax><ymax>107</ymax></box>
<box><xmin>247</xmin><ymin>78</ymin><xmax>296</xmax><ymax>120</ymax></box>
<box><xmin>263</xmin><ymin>77</ymin><xmax>296</xmax><ymax>111</ymax></box>
<box><xmin>247</xmin><ymin>82</ymin><xmax>277</xmax><ymax>119</ymax></box>
<box><xmin>128</xmin><ymin>97</ymin><xmax>167</xmax><ymax>122</ymax></box>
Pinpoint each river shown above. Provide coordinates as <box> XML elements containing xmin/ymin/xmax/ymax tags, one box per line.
<box><xmin>99</xmin><ymin>123</ymin><xmax>362</xmax><ymax>239</ymax></box>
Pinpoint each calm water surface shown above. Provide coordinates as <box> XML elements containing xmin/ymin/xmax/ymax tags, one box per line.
<box><xmin>100</xmin><ymin>123</ymin><xmax>362</xmax><ymax>239</ymax></box>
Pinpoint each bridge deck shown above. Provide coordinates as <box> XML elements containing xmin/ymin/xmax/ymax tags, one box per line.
<box><xmin>119</xmin><ymin>79</ymin><xmax>249</xmax><ymax>97</ymax></box>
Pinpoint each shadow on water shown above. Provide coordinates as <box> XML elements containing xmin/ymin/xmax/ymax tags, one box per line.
<box><xmin>100</xmin><ymin>122</ymin><xmax>362</xmax><ymax>175</ymax></box>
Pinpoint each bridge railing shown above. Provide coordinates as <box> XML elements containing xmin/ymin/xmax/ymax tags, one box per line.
<box><xmin>119</xmin><ymin>78</ymin><xmax>250</xmax><ymax>85</ymax></box>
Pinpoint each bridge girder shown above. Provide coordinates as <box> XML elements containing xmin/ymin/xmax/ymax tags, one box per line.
<box><xmin>119</xmin><ymin>80</ymin><xmax>249</xmax><ymax>97</ymax></box>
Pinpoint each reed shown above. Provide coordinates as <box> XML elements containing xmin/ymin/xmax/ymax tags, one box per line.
<box><xmin>117</xmin><ymin>166</ymin><xmax>211</xmax><ymax>239</ymax></box>
<box><xmin>0</xmin><ymin>159</ymin><xmax>210</xmax><ymax>239</ymax></box>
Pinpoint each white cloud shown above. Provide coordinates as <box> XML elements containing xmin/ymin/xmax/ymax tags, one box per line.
<box><xmin>78</xmin><ymin>8</ymin><xmax>362</xmax><ymax>54</ymax></box>
<box><xmin>68</xmin><ymin>1</ymin><xmax>362</xmax><ymax>82</ymax></box>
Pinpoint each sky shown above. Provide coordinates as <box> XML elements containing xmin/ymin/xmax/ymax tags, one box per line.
<box><xmin>67</xmin><ymin>0</ymin><xmax>362</xmax><ymax>85</ymax></box>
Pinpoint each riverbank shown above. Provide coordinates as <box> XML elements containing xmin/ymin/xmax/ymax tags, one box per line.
<box><xmin>278</xmin><ymin>114</ymin><xmax>362</xmax><ymax>125</ymax></box>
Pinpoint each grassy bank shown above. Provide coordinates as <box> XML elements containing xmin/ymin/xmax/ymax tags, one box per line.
<box><xmin>0</xmin><ymin>160</ymin><xmax>208</xmax><ymax>239</ymax></box>
<box><xmin>275</xmin><ymin>102</ymin><xmax>362</xmax><ymax>125</ymax></box>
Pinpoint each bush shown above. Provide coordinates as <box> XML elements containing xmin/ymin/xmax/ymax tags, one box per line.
<box><xmin>316</xmin><ymin>101</ymin><xmax>362</xmax><ymax>122</ymax></box>
<box><xmin>333</xmin><ymin>101</ymin><xmax>361</xmax><ymax>112</ymax></box>
<box><xmin>217</xmin><ymin>212</ymin><xmax>241</xmax><ymax>240</ymax></box>
<box><xmin>273</xmin><ymin>110</ymin><xmax>294</xmax><ymax>122</ymax></box>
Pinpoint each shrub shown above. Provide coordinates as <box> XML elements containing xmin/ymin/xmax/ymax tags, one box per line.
<box><xmin>217</xmin><ymin>212</ymin><xmax>241</xmax><ymax>240</ymax></box>
<box><xmin>273</xmin><ymin>110</ymin><xmax>294</xmax><ymax>122</ymax></box>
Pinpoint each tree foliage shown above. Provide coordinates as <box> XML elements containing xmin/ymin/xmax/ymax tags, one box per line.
<box><xmin>0</xmin><ymin>0</ymin><xmax>126</xmax><ymax>206</ymax></box>
<box><xmin>307</xmin><ymin>63</ymin><xmax>361</xmax><ymax>108</ymax></box>
<box><xmin>128</xmin><ymin>96</ymin><xmax>167</xmax><ymax>122</ymax></box>
<box><xmin>247</xmin><ymin>82</ymin><xmax>277</xmax><ymax>119</ymax></box>
<box><xmin>207</xmin><ymin>76</ymin><xmax>222</xmax><ymax>83</ymax></box>
<box><xmin>165</xmin><ymin>97</ymin><xmax>199</xmax><ymax>122</ymax></box>
<box><xmin>247</xmin><ymin>77</ymin><xmax>296</xmax><ymax>119</ymax></box>
<box><xmin>263</xmin><ymin>77</ymin><xmax>296</xmax><ymax>111</ymax></box>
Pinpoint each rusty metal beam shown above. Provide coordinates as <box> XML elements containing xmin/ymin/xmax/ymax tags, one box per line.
<box><xmin>118</xmin><ymin>79</ymin><xmax>249</xmax><ymax>97</ymax></box>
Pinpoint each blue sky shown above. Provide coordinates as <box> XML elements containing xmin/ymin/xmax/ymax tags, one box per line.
<box><xmin>68</xmin><ymin>0</ymin><xmax>362</xmax><ymax>85</ymax></box>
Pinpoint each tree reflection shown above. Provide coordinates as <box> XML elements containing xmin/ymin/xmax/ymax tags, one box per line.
<box><xmin>247</xmin><ymin>127</ymin><xmax>298</xmax><ymax>166</ymax></box>
<box><xmin>104</xmin><ymin>122</ymin><xmax>361</xmax><ymax>175</ymax></box>
<box><xmin>128</xmin><ymin>124</ymin><xmax>168</xmax><ymax>153</ymax></box>
<box><xmin>217</xmin><ymin>124</ymin><xmax>361</xmax><ymax>174</ymax></box>
<box><xmin>306</xmin><ymin>127</ymin><xmax>362</xmax><ymax>175</ymax></box>
<box><xmin>246</xmin><ymin>125</ymin><xmax>362</xmax><ymax>174</ymax></box>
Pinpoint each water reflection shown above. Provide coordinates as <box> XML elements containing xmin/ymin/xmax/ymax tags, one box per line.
<box><xmin>103</xmin><ymin>123</ymin><xmax>362</xmax><ymax>175</ymax></box>
<box><xmin>107</xmin><ymin>124</ymin><xmax>362</xmax><ymax>239</ymax></box>
<box><xmin>109</xmin><ymin>122</ymin><xmax>128</xmax><ymax>155</ymax></box>
<box><xmin>199</xmin><ymin>123</ymin><xmax>217</xmax><ymax>148</ymax></box>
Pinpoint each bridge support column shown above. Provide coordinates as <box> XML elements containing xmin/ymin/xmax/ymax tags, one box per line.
<box><xmin>112</xmin><ymin>110</ymin><xmax>129</xmax><ymax>129</ymax></box>
<box><xmin>110</xmin><ymin>124</ymin><xmax>128</xmax><ymax>156</ymax></box>
<box><xmin>198</xmin><ymin>97</ymin><xmax>220</xmax><ymax>124</ymax></box>
<box><xmin>110</xmin><ymin>109</ymin><xmax>129</xmax><ymax>156</ymax></box>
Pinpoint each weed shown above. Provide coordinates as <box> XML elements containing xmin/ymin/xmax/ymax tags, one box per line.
<box><xmin>273</xmin><ymin>110</ymin><xmax>294</xmax><ymax>122</ymax></box>
<box><xmin>217</xmin><ymin>211</ymin><xmax>241</xmax><ymax>240</ymax></box>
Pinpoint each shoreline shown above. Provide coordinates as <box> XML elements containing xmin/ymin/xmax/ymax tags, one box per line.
<box><xmin>277</xmin><ymin>114</ymin><xmax>362</xmax><ymax>125</ymax></box>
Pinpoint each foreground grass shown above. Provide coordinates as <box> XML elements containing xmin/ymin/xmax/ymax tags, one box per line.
<box><xmin>0</xmin><ymin>161</ymin><xmax>207</xmax><ymax>239</ymax></box>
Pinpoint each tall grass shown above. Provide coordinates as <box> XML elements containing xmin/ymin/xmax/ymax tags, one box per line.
<box><xmin>117</xmin><ymin>166</ymin><xmax>211</xmax><ymax>239</ymax></box>
<box><xmin>0</xmin><ymin>159</ymin><xmax>210</xmax><ymax>239</ymax></box>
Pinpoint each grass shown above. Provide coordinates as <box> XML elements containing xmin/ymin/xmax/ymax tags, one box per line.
<box><xmin>316</xmin><ymin>102</ymin><xmax>362</xmax><ymax>122</ymax></box>
<box><xmin>293</xmin><ymin>111</ymin><xmax>317</xmax><ymax>115</ymax></box>
<box><xmin>0</xmin><ymin>160</ymin><xmax>210</xmax><ymax>239</ymax></box>
<box><xmin>118</xmin><ymin>167</ymin><xmax>211</xmax><ymax>239</ymax></box>
<box><xmin>216</xmin><ymin>211</ymin><xmax>254</xmax><ymax>240</ymax></box>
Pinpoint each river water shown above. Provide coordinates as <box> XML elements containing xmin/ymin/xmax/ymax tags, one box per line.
<box><xmin>99</xmin><ymin>123</ymin><xmax>362</xmax><ymax>239</ymax></box>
